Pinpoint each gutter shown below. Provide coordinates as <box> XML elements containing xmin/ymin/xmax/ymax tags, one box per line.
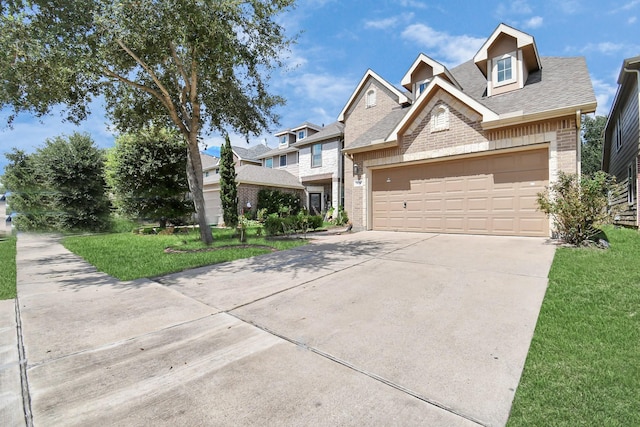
<box><xmin>481</xmin><ymin>103</ymin><xmax>597</xmax><ymax>130</ymax></box>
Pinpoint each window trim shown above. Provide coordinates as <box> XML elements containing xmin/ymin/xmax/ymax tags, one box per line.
<box><xmin>628</xmin><ymin>163</ymin><xmax>636</xmax><ymax>205</ymax></box>
<box><xmin>415</xmin><ymin>79</ymin><xmax>431</xmax><ymax>99</ymax></box>
<box><xmin>279</xmin><ymin>154</ymin><xmax>287</xmax><ymax>168</ymax></box>
<box><xmin>493</xmin><ymin>52</ymin><xmax>517</xmax><ymax>87</ymax></box>
<box><xmin>365</xmin><ymin>88</ymin><xmax>376</xmax><ymax>108</ymax></box>
<box><xmin>265</xmin><ymin>158</ymin><xmax>273</xmax><ymax>168</ymax></box>
<box><xmin>297</xmin><ymin>130</ymin><xmax>306</xmax><ymax>140</ymax></box>
<box><xmin>430</xmin><ymin>105</ymin><xmax>450</xmax><ymax>133</ymax></box>
<box><xmin>615</xmin><ymin>116</ymin><xmax>623</xmax><ymax>152</ymax></box>
<box><xmin>311</xmin><ymin>143</ymin><xmax>322</xmax><ymax>168</ymax></box>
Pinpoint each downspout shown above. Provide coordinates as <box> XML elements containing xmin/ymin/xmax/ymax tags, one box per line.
<box><xmin>622</xmin><ymin>67</ymin><xmax>640</xmax><ymax>226</ymax></box>
<box><xmin>576</xmin><ymin>110</ymin><xmax>582</xmax><ymax>176</ymax></box>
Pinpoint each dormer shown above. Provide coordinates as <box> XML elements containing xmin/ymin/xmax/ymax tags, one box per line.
<box><xmin>401</xmin><ymin>54</ymin><xmax>462</xmax><ymax>101</ymax></box>
<box><xmin>473</xmin><ymin>23</ymin><xmax>541</xmax><ymax>97</ymax></box>
<box><xmin>274</xmin><ymin>129</ymin><xmax>296</xmax><ymax>148</ymax></box>
<box><xmin>292</xmin><ymin>122</ymin><xmax>322</xmax><ymax>142</ymax></box>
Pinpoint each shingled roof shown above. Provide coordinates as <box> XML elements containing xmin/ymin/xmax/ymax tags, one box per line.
<box><xmin>205</xmin><ymin>164</ymin><xmax>303</xmax><ymax>189</ymax></box>
<box><xmin>233</xmin><ymin>144</ymin><xmax>271</xmax><ymax>162</ymax></box>
<box><xmin>343</xmin><ymin>55</ymin><xmax>596</xmax><ymax>151</ymax></box>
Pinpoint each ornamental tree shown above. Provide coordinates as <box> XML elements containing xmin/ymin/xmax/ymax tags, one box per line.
<box><xmin>219</xmin><ymin>135</ymin><xmax>238</xmax><ymax>228</ymax></box>
<box><xmin>0</xmin><ymin>0</ymin><xmax>295</xmax><ymax>244</ymax></box>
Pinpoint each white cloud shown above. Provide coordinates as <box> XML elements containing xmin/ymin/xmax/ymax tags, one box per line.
<box><xmin>611</xmin><ymin>0</ymin><xmax>640</xmax><ymax>13</ymax></box>
<box><xmin>628</xmin><ymin>16</ymin><xmax>637</xmax><ymax>23</ymax></box>
<box><xmin>397</xmin><ymin>0</ymin><xmax>428</xmax><ymax>9</ymax></box>
<box><xmin>364</xmin><ymin>13</ymin><xmax>414</xmax><ymax>30</ymax></box>
<box><xmin>581</xmin><ymin>42</ymin><xmax>625</xmax><ymax>55</ymax></box>
<box><xmin>496</xmin><ymin>0</ymin><xmax>533</xmax><ymax>16</ymax></box>
<box><xmin>556</xmin><ymin>0</ymin><xmax>580</xmax><ymax>14</ymax></box>
<box><xmin>401</xmin><ymin>24</ymin><xmax>485</xmax><ymax>66</ymax></box>
<box><xmin>523</xmin><ymin>16</ymin><xmax>543</xmax><ymax>29</ymax></box>
<box><xmin>365</xmin><ymin>17</ymin><xmax>400</xmax><ymax>30</ymax></box>
<box><xmin>591</xmin><ymin>77</ymin><xmax>618</xmax><ymax>116</ymax></box>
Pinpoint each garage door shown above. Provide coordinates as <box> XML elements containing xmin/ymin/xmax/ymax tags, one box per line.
<box><xmin>203</xmin><ymin>188</ymin><xmax>221</xmax><ymax>225</ymax></box>
<box><xmin>371</xmin><ymin>148</ymin><xmax>549</xmax><ymax>236</ymax></box>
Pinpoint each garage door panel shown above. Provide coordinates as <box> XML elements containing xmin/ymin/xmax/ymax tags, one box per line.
<box><xmin>371</xmin><ymin>148</ymin><xmax>549</xmax><ymax>236</ymax></box>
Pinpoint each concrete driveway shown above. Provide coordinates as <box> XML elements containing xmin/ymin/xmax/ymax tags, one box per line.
<box><xmin>6</xmin><ymin>231</ymin><xmax>555</xmax><ymax>426</ymax></box>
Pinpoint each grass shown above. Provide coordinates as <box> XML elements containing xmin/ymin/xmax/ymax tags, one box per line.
<box><xmin>508</xmin><ymin>226</ymin><xmax>640</xmax><ymax>426</ymax></box>
<box><xmin>0</xmin><ymin>234</ymin><xmax>17</xmax><ymax>300</ymax></box>
<box><xmin>62</xmin><ymin>227</ymin><xmax>308</xmax><ymax>281</ymax></box>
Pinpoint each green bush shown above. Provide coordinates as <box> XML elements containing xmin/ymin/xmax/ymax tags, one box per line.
<box><xmin>257</xmin><ymin>189</ymin><xmax>301</xmax><ymax>216</ymax></box>
<box><xmin>308</xmin><ymin>215</ymin><xmax>323</xmax><ymax>230</ymax></box>
<box><xmin>537</xmin><ymin>171</ymin><xmax>615</xmax><ymax>245</ymax></box>
<box><xmin>264</xmin><ymin>214</ymin><xmax>283</xmax><ymax>236</ymax></box>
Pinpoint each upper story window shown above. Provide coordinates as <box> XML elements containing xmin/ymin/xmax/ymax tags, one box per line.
<box><xmin>493</xmin><ymin>52</ymin><xmax>516</xmax><ymax>87</ymax></box>
<box><xmin>279</xmin><ymin>135</ymin><xmax>288</xmax><ymax>147</ymax></box>
<box><xmin>415</xmin><ymin>79</ymin><xmax>431</xmax><ymax>98</ymax></box>
<box><xmin>312</xmin><ymin>143</ymin><xmax>322</xmax><ymax>167</ymax></box>
<box><xmin>366</xmin><ymin>89</ymin><xmax>376</xmax><ymax>108</ymax></box>
<box><xmin>298</xmin><ymin>130</ymin><xmax>306</xmax><ymax>140</ymax></box>
<box><xmin>265</xmin><ymin>158</ymin><xmax>273</xmax><ymax>168</ymax></box>
<box><xmin>279</xmin><ymin>154</ymin><xmax>287</xmax><ymax>167</ymax></box>
<box><xmin>615</xmin><ymin>117</ymin><xmax>623</xmax><ymax>152</ymax></box>
<box><xmin>430</xmin><ymin>105</ymin><xmax>449</xmax><ymax>132</ymax></box>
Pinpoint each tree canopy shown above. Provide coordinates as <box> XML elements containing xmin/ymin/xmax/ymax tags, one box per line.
<box><xmin>582</xmin><ymin>115</ymin><xmax>607</xmax><ymax>177</ymax></box>
<box><xmin>0</xmin><ymin>0</ymin><xmax>296</xmax><ymax>243</ymax></box>
<box><xmin>106</xmin><ymin>127</ymin><xmax>194</xmax><ymax>227</ymax></box>
<box><xmin>2</xmin><ymin>133</ymin><xmax>111</xmax><ymax>231</ymax></box>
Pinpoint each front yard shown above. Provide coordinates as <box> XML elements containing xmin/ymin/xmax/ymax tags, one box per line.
<box><xmin>62</xmin><ymin>227</ymin><xmax>308</xmax><ymax>281</ymax></box>
<box><xmin>508</xmin><ymin>226</ymin><xmax>640</xmax><ymax>425</ymax></box>
<box><xmin>0</xmin><ymin>234</ymin><xmax>17</xmax><ymax>299</ymax></box>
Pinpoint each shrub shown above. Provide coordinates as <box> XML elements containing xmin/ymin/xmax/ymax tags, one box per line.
<box><xmin>308</xmin><ymin>215</ymin><xmax>323</xmax><ymax>230</ymax></box>
<box><xmin>537</xmin><ymin>171</ymin><xmax>615</xmax><ymax>245</ymax></box>
<box><xmin>257</xmin><ymin>189</ymin><xmax>301</xmax><ymax>216</ymax></box>
<box><xmin>333</xmin><ymin>206</ymin><xmax>349</xmax><ymax>226</ymax></box>
<box><xmin>264</xmin><ymin>213</ymin><xmax>283</xmax><ymax>236</ymax></box>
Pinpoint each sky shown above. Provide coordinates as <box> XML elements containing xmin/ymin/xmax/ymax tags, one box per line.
<box><xmin>1</xmin><ymin>0</ymin><xmax>639</xmax><ymax>177</ymax></box>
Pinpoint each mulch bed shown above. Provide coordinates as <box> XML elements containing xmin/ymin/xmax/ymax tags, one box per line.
<box><xmin>164</xmin><ymin>244</ymin><xmax>278</xmax><ymax>254</ymax></box>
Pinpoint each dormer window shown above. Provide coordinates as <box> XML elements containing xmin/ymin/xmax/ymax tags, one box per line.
<box><xmin>416</xmin><ymin>79</ymin><xmax>431</xmax><ymax>98</ymax></box>
<box><xmin>298</xmin><ymin>130</ymin><xmax>306</xmax><ymax>140</ymax></box>
<box><xmin>493</xmin><ymin>52</ymin><xmax>517</xmax><ymax>87</ymax></box>
<box><xmin>366</xmin><ymin>89</ymin><xmax>376</xmax><ymax>108</ymax></box>
<box><xmin>279</xmin><ymin>135</ymin><xmax>288</xmax><ymax>145</ymax></box>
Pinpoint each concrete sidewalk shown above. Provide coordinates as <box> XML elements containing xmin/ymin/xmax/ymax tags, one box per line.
<box><xmin>5</xmin><ymin>231</ymin><xmax>555</xmax><ymax>426</ymax></box>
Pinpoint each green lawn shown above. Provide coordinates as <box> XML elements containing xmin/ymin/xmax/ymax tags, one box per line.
<box><xmin>62</xmin><ymin>227</ymin><xmax>308</xmax><ymax>281</ymax></box>
<box><xmin>0</xmin><ymin>234</ymin><xmax>17</xmax><ymax>300</ymax></box>
<box><xmin>508</xmin><ymin>226</ymin><xmax>640</xmax><ymax>426</ymax></box>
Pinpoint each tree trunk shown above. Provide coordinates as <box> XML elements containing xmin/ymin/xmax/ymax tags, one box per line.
<box><xmin>185</xmin><ymin>134</ymin><xmax>213</xmax><ymax>245</ymax></box>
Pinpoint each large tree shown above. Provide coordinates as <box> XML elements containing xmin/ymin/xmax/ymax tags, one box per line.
<box><xmin>0</xmin><ymin>0</ymin><xmax>295</xmax><ymax>244</ymax></box>
<box><xmin>581</xmin><ymin>115</ymin><xmax>607</xmax><ymax>177</ymax></box>
<box><xmin>3</xmin><ymin>133</ymin><xmax>111</xmax><ymax>231</ymax></box>
<box><xmin>219</xmin><ymin>135</ymin><xmax>238</xmax><ymax>228</ymax></box>
<box><xmin>106</xmin><ymin>127</ymin><xmax>194</xmax><ymax>228</ymax></box>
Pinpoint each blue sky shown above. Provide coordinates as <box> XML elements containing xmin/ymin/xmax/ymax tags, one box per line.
<box><xmin>1</xmin><ymin>0</ymin><xmax>638</xmax><ymax>177</ymax></box>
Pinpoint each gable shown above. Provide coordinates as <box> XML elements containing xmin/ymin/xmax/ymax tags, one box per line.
<box><xmin>338</xmin><ymin>69</ymin><xmax>408</xmax><ymax>122</ymax></box>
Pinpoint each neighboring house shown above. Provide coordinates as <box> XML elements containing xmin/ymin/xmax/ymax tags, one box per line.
<box><xmin>257</xmin><ymin>121</ymin><xmax>345</xmax><ymax>215</ymax></box>
<box><xmin>202</xmin><ymin>163</ymin><xmax>304</xmax><ymax>224</ymax></box>
<box><xmin>339</xmin><ymin>23</ymin><xmax>596</xmax><ymax>237</ymax></box>
<box><xmin>602</xmin><ymin>55</ymin><xmax>640</xmax><ymax>227</ymax></box>
<box><xmin>0</xmin><ymin>193</ymin><xmax>7</xmax><ymax>235</ymax></box>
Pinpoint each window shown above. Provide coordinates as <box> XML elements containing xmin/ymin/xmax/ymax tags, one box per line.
<box><xmin>615</xmin><ymin>117</ymin><xmax>623</xmax><ymax>151</ymax></box>
<box><xmin>430</xmin><ymin>105</ymin><xmax>449</xmax><ymax>132</ymax></box>
<box><xmin>311</xmin><ymin>143</ymin><xmax>322</xmax><ymax>167</ymax></box>
<box><xmin>416</xmin><ymin>79</ymin><xmax>431</xmax><ymax>98</ymax></box>
<box><xmin>628</xmin><ymin>163</ymin><xmax>636</xmax><ymax>205</ymax></box>
<box><xmin>279</xmin><ymin>135</ymin><xmax>288</xmax><ymax>146</ymax></box>
<box><xmin>366</xmin><ymin>89</ymin><xmax>376</xmax><ymax>108</ymax></box>
<box><xmin>298</xmin><ymin>130</ymin><xmax>306</xmax><ymax>140</ymax></box>
<box><xmin>265</xmin><ymin>158</ymin><xmax>273</xmax><ymax>168</ymax></box>
<box><xmin>493</xmin><ymin>52</ymin><xmax>516</xmax><ymax>86</ymax></box>
<box><xmin>204</xmin><ymin>171</ymin><xmax>209</xmax><ymax>177</ymax></box>
<box><xmin>279</xmin><ymin>154</ymin><xmax>287</xmax><ymax>167</ymax></box>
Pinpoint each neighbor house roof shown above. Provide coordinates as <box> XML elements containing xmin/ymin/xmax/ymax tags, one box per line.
<box><xmin>200</xmin><ymin>152</ymin><xmax>219</xmax><ymax>171</ymax></box>
<box><xmin>233</xmin><ymin>144</ymin><xmax>271</xmax><ymax>163</ymax></box>
<box><xmin>293</xmin><ymin>122</ymin><xmax>344</xmax><ymax>146</ymax></box>
<box><xmin>205</xmin><ymin>164</ymin><xmax>304</xmax><ymax>189</ymax></box>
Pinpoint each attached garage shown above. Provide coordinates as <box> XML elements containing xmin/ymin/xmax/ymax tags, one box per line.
<box><xmin>371</xmin><ymin>148</ymin><xmax>549</xmax><ymax>236</ymax></box>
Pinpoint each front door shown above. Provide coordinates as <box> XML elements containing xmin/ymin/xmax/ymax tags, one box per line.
<box><xmin>309</xmin><ymin>193</ymin><xmax>322</xmax><ymax>215</ymax></box>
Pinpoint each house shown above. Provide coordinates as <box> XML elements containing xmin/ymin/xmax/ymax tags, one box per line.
<box><xmin>340</xmin><ymin>23</ymin><xmax>596</xmax><ymax>237</ymax></box>
<box><xmin>257</xmin><ymin>122</ymin><xmax>345</xmax><ymax>215</ymax></box>
<box><xmin>201</xmin><ymin>152</ymin><xmax>304</xmax><ymax>225</ymax></box>
<box><xmin>602</xmin><ymin>56</ymin><xmax>640</xmax><ymax>227</ymax></box>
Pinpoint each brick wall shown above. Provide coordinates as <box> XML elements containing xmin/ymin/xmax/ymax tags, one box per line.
<box><xmin>344</xmin><ymin>79</ymin><xmax>403</xmax><ymax>146</ymax></box>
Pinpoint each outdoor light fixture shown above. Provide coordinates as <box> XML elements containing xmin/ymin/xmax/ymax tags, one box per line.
<box><xmin>386</xmin><ymin>177</ymin><xmax>391</xmax><ymax>183</ymax></box>
<box><xmin>353</xmin><ymin>163</ymin><xmax>361</xmax><ymax>177</ymax></box>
